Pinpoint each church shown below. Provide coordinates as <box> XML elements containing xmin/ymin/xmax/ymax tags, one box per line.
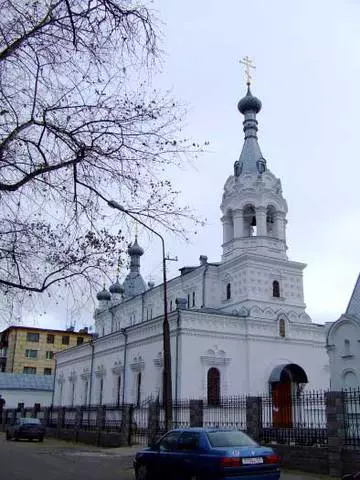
<box><xmin>53</xmin><ymin>79</ymin><xmax>330</xmax><ymax>409</ymax></box>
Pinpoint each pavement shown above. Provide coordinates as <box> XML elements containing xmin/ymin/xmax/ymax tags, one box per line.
<box><xmin>0</xmin><ymin>432</ymin><xmax>338</xmax><ymax>479</ymax></box>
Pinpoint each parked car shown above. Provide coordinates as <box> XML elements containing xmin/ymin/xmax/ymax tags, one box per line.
<box><xmin>133</xmin><ymin>427</ymin><xmax>281</xmax><ymax>480</ymax></box>
<box><xmin>6</xmin><ymin>417</ymin><xmax>45</xmax><ymax>442</ymax></box>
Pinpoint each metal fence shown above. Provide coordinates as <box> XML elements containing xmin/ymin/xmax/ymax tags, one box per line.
<box><xmin>203</xmin><ymin>396</ymin><xmax>247</xmax><ymax>431</ymax></box>
<box><xmin>344</xmin><ymin>388</ymin><xmax>360</xmax><ymax>447</ymax></box>
<box><xmin>261</xmin><ymin>389</ymin><xmax>327</xmax><ymax>446</ymax></box>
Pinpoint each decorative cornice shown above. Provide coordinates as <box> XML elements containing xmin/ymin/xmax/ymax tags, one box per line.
<box><xmin>200</xmin><ymin>345</ymin><xmax>231</xmax><ymax>366</ymax></box>
<box><xmin>153</xmin><ymin>352</ymin><xmax>163</xmax><ymax>368</ymax></box>
<box><xmin>111</xmin><ymin>361</ymin><xmax>123</xmax><ymax>376</ymax></box>
<box><xmin>95</xmin><ymin>364</ymin><xmax>106</xmax><ymax>378</ymax></box>
<box><xmin>130</xmin><ymin>354</ymin><xmax>145</xmax><ymax>372</ymax></box>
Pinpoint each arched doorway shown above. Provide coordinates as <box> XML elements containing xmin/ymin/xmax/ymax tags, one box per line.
<box><xmin>269</xmin><ymin>363</ymin><xmax>308</xmax><ymax>427</ymax></box>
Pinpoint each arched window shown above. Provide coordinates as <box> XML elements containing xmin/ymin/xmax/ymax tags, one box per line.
<box><xmin>243</xmin><ymin>205</ymin><xmax>257</xmax><ymax>237</ymax></box>
<box><xmin>207</xmin><ymin>368</ymin><xmax>220</xmax><ymax>406</ymax></box>
<box><xmin>273</xmin><ymin>280</ymin><xmax>280</xmax><ymax>298</ymax></box>
<box><xmin>344</xmin><ymin>339</ymin><xmax>351</xmax><ymax>355</ymax></box>
<box><xmin>279</xmin><ymin>318</ymin><xmax>286</xmax><ymax>338</ymax></box>
<box><xmin>226</xmin><ymin>283</ymin><xmax>231</xmax><ymax>300</ymax></box>
<box><xmin>99</xmin><ymin>378</ymin><xmax>104</xmax><ymax>405</ymax></box>
<box><xmin>170</xmin><ymin>300</ymin><xmax>173</xmax><ymax>312</ymax></box>
<box><xmin>192</xmin><ymin>291</ymin><xmax>196</xmax><ymax>307</ymax></box>
<box><xmin>136</xmin><ymin>372</ymin><xmax>142</xmax><ymax>406</ymax></box>
<box><xmin>116</xmin><ymin>376</ymin><xmax>121</xmax><ymax>406</ymax></box>
<box><xmin>187</xmin><ymin>293</ymin><xmax>190</xmax><ymax>308</ymax></box>
<box><xmin>266</xmin><ymin>205</ymin><xmax>276</xmax><ymax>235</ymax></box>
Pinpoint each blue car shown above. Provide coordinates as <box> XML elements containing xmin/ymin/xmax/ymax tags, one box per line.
<box><xmin>134</xmin><ymin>428</ymin><xmax>281</xmax><ymax>480</ymax></box>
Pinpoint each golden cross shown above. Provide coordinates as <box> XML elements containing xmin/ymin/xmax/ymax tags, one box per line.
<box><xmin>239</xmin><ymin>56</ymin><xmax>256</xmax><ymax>85</ymax></box>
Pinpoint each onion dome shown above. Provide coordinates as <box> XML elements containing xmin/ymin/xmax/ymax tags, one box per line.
<box><xmin>127</xmin><ymin>236</ymin><xmax>144</xmax><ymax>257</ymax></box>
<box><xmin>96</xmin><ymin>287</ymin><xmax>111</xmax><ymax>301</ymax></box>
<box><xmin>238</xmin><ymin>85</ymin><xmax>262</xmax><ymax>114</ymax></box>
<box><xmin>109</xmin><ymin>280</ymin><xmax>124</xmax><ymax>295</ymax></box>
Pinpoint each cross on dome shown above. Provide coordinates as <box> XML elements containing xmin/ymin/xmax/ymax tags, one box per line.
<box><xmin>239</xmin><ymin>56</ymin><xmax>256</xmax><ymax>85</ymax></box>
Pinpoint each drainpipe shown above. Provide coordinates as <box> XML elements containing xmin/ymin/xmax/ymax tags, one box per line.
<box><xmin>200</xmin><ymin>256</ymin><xmax>209</xmax><ymax>308</ymax></box>
<box><xmin>120</xmin><ymin>329</ymin><xmax>128</xmax><ymax>404</ymax></box>
<box><xmin>175</xmin><ymin>298</ymin><xmax>187</xmax><ymax>417</ymax></box>
<box><xmin>11</xmin><ymin>329</ymin><xmax>18</xmax><ymax>373</ymax></box>
<box><xmin>51</xmin><ymin>356</ymin><xmax>57</xmax><ymax>406</ymax></box>
<box><xmin>88</xmin><ymin>339</ymin><xmax>95</xmax><ymax>407</ymax></box>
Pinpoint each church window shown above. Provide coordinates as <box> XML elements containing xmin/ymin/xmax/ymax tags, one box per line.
<box><xmin>279</xmin><ymin>318</ymin><xmax>286</xmax><ymax>338</ymax></box>
<box><xmin>71</xmin><ymin>381</ymin><xmax>75</xmax><ymax>407</ymax></box>
<box><xmin>187</xmin><ymin>293</ymin><xmax>190</xmax><ymax>308</ymax></box>
<box><xmin>266</xmin><ymin>206</ymin><xmax>276</xmax><ymax>235</ymax></box>
<box><xmin>84</xmin><ymin>381</ymin><xmax>88</xmax><ymax>406</ymax></box>
<box><xmin>193</xmin><ymin>292</ymin><xmax>196</xmax><ymax>307</ymax></box>
<box><xmin>273</xmin><ymin>280</ymin><xmax>280</xmax><ymax>298</ymax></box>
<box><xmin>226</xmin><ymin>283</ymin><xmax>231</xmax><ymax>300</ymax></box>
<box><xmin>116</xmin><ymin>376</ymin><xmax>121</xmax><ymax>406</ymax></box>
<box><xmin>136</xmin><ymin>372</ymin><xmax>142</xmax><ymax>406</ymax></box>
<box><xmin>344</xmin><ymin>339</ymin><xmax>351</xmax><ymax>355</ymax></box>
<box><xmin>243</xmin><ymin>205</ymin><xmax>257</xmax><ymax>237</ymax></box>
<box><xmin>207</xmin><ymin>368</ymin><xmax>220</xmax><ymax>406</ymax></box>
<box><xmin>146</xmin><ymin>309</ymin><xmax>149</xmax><ymax>321</ymax></box>
<box><xmin>150</xmin><ymin>308</ymin><xmax>153</xmax><ymax>319</ymax></box>
<box><xmin>170</xmin><ymin>300</ymin><xmax>173</xmax><ymax>312</ymax></box>
<box><xmin>99</xmin><ymin>378</ymin><xmax>104</xmax><ymax>405</ymax></box>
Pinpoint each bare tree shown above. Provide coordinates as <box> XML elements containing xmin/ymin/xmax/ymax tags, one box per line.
<box><xmin>0</xmin><ymin>0</ymin><xmax>199</xmax><ymax>322</ymax></box>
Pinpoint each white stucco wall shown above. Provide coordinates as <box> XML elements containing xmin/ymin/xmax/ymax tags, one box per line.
<box><xmin>327</xmin><ymin>316</ymin><xmax>360</xmax><ymax>390</ymax></box>
<box><xmin>0</xmin><ymin>389</ymin><xmax>52</xmax><ymax>408</ymax></box>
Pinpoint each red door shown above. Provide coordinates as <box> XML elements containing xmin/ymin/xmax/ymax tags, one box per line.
<box><xmin>272</xmin><ymin>381</ymin><xmax>292</xmax><ymax>427</ymax></box>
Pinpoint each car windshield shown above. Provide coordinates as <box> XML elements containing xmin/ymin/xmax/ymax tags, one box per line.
<box><xmin>20</xmin><ymin>418</ymin><xmax>41</xmax><ymax>425</ymax></box>
<box><xmin>207</xmin><ymin>431</ymin><xmax>257</xmax><ymax>447</ymax></box>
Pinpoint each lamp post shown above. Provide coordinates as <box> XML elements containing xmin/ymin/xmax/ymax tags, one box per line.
<box><xmin>108</xmin><ymin>200</ymin><xmax>173</xmax><ymax>430</ymax></box>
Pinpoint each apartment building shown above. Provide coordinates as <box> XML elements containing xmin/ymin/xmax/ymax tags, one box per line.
<box><xmin>0</xmin><ymin>326</ymin><xmax>92</xmax><ymax>376</ymax></box>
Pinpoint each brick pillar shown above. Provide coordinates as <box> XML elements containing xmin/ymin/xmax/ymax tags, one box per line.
<box><xmin>148</xmin><ymin>400</ymin><xmax>160</xmax><ymax>447</ymax></box>
<box><xmin>43</xmin><ymin>407</ymin><xmax>50</xmax><ymax>427</ymax></box>
<box><xmin>325</xmin><ymin>391</ymin><xmax>345</xmax><ymax>477</ymax></box>
<box><xmin>190</xmin><ymin>400</ymin><xmax>203</xmax><ymax>427</ymax></box>
<box><xmin>75</xmin><ymin>407</ymin><xmax>83</xmax><ymax>429</ymax></box>
<box><xmin>246</xmin><ymin>396</ymin><xmax>262</xmax><ymax>441</ymax></box>
<box><xmin>57</xmin><ymin>406</ymin><xmax>65</xmax><ymax>435</ymax></box>
<box><xmin>120</xmin><ymin>404</ymin><xmax>133</xmax><ymax>446</ymax></box>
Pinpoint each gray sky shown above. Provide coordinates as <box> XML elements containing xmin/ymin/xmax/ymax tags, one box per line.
<box><xmin>35</xmin><ymin>0</ymin><xmax>359</xmax><ymax>330</ymax></box>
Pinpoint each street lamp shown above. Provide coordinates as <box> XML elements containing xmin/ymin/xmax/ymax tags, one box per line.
<box><xmin>108</xmin><ymin>200</ymin><xmax>173</xmax><ymax>430</ymax></box>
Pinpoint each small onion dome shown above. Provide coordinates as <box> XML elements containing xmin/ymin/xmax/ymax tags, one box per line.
<box><xmin>96</xmin><ymin>287</ymin><xmax>111</xmax><ymax>301</ymax></box>
<box><xmin>238</xmin><ymin>85</ymin><xmax>262</xmax><ymax>114</ymax></box>
<box><xmin>109</xmin><ymin>280</ymin><xmax>124</xmax><ymax>295</ymax></box>
<box><xmin>147</xmin><ymin>281</ymin><xmax>155</xmax><ymax>289</ymax></box>
<box><xmin>127</xmin><ymin>236</ymin><xmax>144</xmax><ymax>256</ymax></box>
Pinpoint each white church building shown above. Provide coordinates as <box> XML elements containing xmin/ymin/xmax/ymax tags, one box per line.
<box><xmin>54</xmin><ymin>82</ymin><xmax>330</xmax><ymax>411</ymax></box>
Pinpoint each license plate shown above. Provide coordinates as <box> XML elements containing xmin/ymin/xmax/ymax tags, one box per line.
<box><xmin>242</xmin><ymin>457</ymin><xmax>263</xmax><ymax>465</ymax></box>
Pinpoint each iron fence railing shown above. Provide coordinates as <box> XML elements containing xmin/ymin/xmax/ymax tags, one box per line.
<box><xmin>261</xmin><ymin>389</ymin><xmax>327</xmax><ymax>446</ymax></box>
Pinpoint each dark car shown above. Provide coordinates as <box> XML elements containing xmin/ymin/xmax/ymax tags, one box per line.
<box><xmin>6</xmin><ymin>417</ymin><xmax>45</xmax><ymax>442</ymax></box>
<box><xmin>134</xmin><ymin>428</ymin><xmax>281</xmax><ymax>480</ymax></box>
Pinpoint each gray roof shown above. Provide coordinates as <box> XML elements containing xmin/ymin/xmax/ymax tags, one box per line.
<box><xmin>346</xmin><ymin>273</ymin><xmax>360</xmax><ymax>319</ymax></box>
<box><xmin>0</xmin><ymin>373</ymin><xmax>54</xmax><ymax>391</ymax></box>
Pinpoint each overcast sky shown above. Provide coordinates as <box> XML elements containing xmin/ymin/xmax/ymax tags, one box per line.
<box><xmin>34</xmin><ymin>0</ymin><xmax>359</xmax><ymax>330</ymax></box>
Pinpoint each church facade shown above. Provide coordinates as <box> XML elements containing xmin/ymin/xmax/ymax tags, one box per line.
<box><xmin>53</xmin><ymin>82</ymin><xmax>329</xmax><ymax>410</ymax></box>
<box><xmin>327</xmin><ymin>274</ymin><xmax>360</xmax><ymax>389</ymax></box>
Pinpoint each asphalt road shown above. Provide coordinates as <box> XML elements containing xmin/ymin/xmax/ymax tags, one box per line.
<box><xmin>0</xmin><ymin>433</ymin><xmax>135</xmax><ymax>480</ymax></box>
<box><xmin>0</xmin><ymin>433</ymin><xmax>333</xmax><ymax>480</ymax></box>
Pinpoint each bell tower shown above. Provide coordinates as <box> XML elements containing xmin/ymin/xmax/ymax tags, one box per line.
<box><xmin>221</xmin><ymin>80</ymin><xmax>288</xmax><ymax>262</ymax></box>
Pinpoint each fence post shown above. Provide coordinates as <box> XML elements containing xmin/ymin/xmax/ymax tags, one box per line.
<box><xmin>148</xmin><ymin>400</ymin><xmax>160</xmax><ymax>446</ymax></box>
<box><xmin>246</xmin><ymin>396</ymin><xmax>262</xmax><ymax>441</ymax></box>
<box><xmin>190</xmin><ymin>400</ymin><xmax>203</xmax><ymax>427</ymax></box>
<box><xmin>57</xmin><ymin>406</ymin><xmax>65</xmax><ymax>436</ymax></box>
<box><xmin>120</xmin><ymin>404</ymin><xmax>133</xmax><ymax>446</ymax></box>
<box><xmin>43</xmin><ymin>407</ymin><xmax>50</xmax><ymax>427</ymax></box>
<box><xmin>96</xmin><ymin>405</ymin><xmax>106</xmax><ymax>445</ymax></box>
<box><xmin>325</xmin><ymin>391</ymin><xmax>345</xmax><ymax>477</ymax></box>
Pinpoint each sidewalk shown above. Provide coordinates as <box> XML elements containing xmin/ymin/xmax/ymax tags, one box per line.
<box><xmin>282</xmin><ymin>471</ymin><xmax>336</xmax><ymax>480</ymax></box>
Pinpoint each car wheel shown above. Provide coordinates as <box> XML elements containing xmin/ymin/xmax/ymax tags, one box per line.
<box><xmin>6</xmin><ymin>432</ymin><xmax>11</xmax><ymax>440</ymax></box>
<box><xmin>38</xmin><ymin>436</ymin><xmax>44</xmax><ymax>442</ymax></box>
<box><xmin>136</xmin><ymin>465</ymin><xmax>148</xmax><ymax>480</ymax></box>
